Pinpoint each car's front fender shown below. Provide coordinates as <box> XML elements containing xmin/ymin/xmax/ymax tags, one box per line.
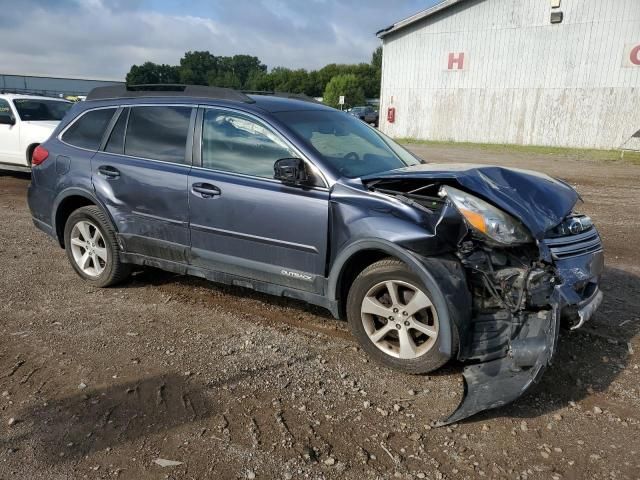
<box><xmin>328</xmin><ymin>238</ymin><xmax>472</xmax><ymax>359</ymax></box>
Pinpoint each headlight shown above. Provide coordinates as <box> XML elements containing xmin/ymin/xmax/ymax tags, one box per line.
<box><xmin>440</xmin><ymin>186</ymin><xmax>532</xmax><ymax>245</ymax></box>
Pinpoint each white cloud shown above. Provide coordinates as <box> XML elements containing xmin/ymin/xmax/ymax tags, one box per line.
<box><xmin>0</xmin><ymin>0</ymin><xmax>432</xmax><ymax>79</ymax></box>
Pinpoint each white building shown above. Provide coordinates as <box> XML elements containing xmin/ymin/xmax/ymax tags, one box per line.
<box><xmin>377</xmin><ymin>0</ymin><xmax>640</xmax><ymax>150</ymax></box>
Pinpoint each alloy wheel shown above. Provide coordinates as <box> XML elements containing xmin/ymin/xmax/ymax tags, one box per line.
<box><xmin>360</xmin><ymin>280</ymin><xmax>439</xmax><ymax>359</ymax></box>
<box><xmin>69</xmin><ymin>220</ymin><xmax>108</xmax><ymax>277</ymax></box>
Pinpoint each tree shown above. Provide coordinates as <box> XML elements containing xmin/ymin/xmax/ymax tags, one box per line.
<box><xmin>126</xmin><ymin>62</ymin><xmax>181</xmax><ymax>85</ymax></box>
<box><xmin>229</xmin><ymin>55</ymin><xmax>267</xmax><ymax>86</ymax></box>
<box><xmin>208</xmin><ymin>71</ymin><xmax>242</xmax><ymax>89</ymax></box>
<box><xmin>125</xmin><ymin>46</ymin><xmax>383</xmax><ymax>100</ymax></box>
<box><xmin>369</xmin><ymin>46</ymin><xmax>383</xmax><ymax>98</ymax></box>
<box><xmin>372</xmin><ymin>46</ymin><xmax>383</xmax><ymax>70</ymax></box>
<box><xmin>244</xmin><ymin>70</ymin><xmax>274</xmax><ymax>92</ymax></box>
<box><xmin>323</xmin><ymin>74</ymin><xmax>366</xmax><ymax>109</ymax></box>
<box><xmin>179</xmin><ymin>51</ymin><xmax>218</xmax><ymax>85</ymax></box>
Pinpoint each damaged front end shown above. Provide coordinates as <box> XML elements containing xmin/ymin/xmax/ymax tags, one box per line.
<box><xmin>446</xmin><ymin>227</ymin><xmax>604</xmax><ymax>424</ymax></box>
<box><xmin>364</xmin><ymin>165</ymin><xmax>604</xmax><ymax>424</ymax></box>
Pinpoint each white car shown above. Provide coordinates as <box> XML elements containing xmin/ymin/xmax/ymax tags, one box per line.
<box><xmin>0</xmin><ymin>94</ymin><xmax>72</xmax><ymax>171</ymax></box>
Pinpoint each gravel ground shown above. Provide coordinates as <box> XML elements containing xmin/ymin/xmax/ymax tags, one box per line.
<box><xmin>0</xmin><ymin>145</ymin><xmax>639</xmax><ymax>479</ymax></box>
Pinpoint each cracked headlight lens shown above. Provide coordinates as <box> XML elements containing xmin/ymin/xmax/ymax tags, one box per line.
<box><xmin>440</xmin><ymin>185</ymin><xmax>532</xmax><ymax>245</ymax></box>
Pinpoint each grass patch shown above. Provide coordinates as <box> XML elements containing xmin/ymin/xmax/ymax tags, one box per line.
<box><xmin>396</xmin><ymin>138</ymin><xmax>640</xmax><ymax>165</ymax></box>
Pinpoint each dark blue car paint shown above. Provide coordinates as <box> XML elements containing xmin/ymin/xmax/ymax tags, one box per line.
<box><xmin>188</xmin><ymin>167</ymin><xmax>329</xmax><ymax>293</ymax></box>
<box><xmin>27</xmin><ymin>92</ymin><xmax>603</xmax><ymax>425</ymax></box>
<box><xmin>92</xmin><ymin>148</ymin><xmax>193</xmax><ymax>263</ymax></box>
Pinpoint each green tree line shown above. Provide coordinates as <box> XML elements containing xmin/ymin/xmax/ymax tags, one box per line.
<box><xmin>126</xmin><ymin>47</ymin><xmax>382</xmax><ymax>108</ymax></box>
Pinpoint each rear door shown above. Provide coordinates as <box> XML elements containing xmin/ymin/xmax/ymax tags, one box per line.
<box><xmin>91</xmin><ymin>104</ymin><xmax>195</xmax><ymax>263</ymax></box>
<box><xmin>188</xmin><ymin>107</ymin><xmax>329</xmax><ymax>293</ymax></box>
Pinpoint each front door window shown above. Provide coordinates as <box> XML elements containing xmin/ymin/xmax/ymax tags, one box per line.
<box><xmin>202</xmin><ymin>109</ymin><xmax>293</xmax><ymax>179</ymax></box>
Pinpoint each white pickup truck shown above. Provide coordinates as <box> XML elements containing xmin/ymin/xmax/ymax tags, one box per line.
<box><xmin>0</xmin><ymin>94</ymin><xmax>72</xmax><ymax>171</ymax></box>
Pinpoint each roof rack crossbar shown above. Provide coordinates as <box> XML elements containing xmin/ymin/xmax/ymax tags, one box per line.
<box><xmin>86</xmin><ymin>84</ymin><xmax>255</xmax><ymax>103</ymax></box>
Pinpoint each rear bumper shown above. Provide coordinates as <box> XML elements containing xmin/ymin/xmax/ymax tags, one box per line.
<box><xmin>31</xmin><ymin>217</ymin><xmax>55</xmax><ymax>237</ymax></box>
<box><xmin>27</xmin><ymin>180</ymin><xmax>57</xmax><ymax>240</ymax></box>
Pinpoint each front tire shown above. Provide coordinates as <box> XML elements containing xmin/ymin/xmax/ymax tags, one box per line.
<box><xmin>63</xmin><ymin>206</ymin><xmax>131</xmax><ymax>287</ymax></box>
<box><xmin>346</xmin><ymin>259</ymin><xmax>453</xmax><ymax>374</ymax></box>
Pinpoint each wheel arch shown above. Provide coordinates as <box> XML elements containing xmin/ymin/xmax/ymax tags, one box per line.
<box><xmin>328</xmin><ymin>239</ymin><xmax>469</xmax><ymax>358</ymax></box>
<box><xmin>26</xmin><ymin>143</ymin><xmax>39</xmax><ymax>166</ymax></box>
<box><xmin>52</xmin><ymin>189</ymin><xmax>116</xmax><ymax>248</ymax></box>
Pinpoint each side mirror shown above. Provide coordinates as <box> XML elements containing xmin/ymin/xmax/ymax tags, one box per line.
<box><xmin>0</xmin><ymin>115</ymin><xmax>15</xmax><ymax>126</ymax></box>
<box><xmin>274</xmin><ymin>158</ymin><xmax>309</xmax><ymax>185</ymax></box>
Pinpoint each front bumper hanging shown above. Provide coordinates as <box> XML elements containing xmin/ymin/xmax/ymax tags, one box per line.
<box><xmin>439</xmin><ymin>248</ymin><xmax>604</xmax><ymax>426</ymax></box>
<box><xmin>439</xmin><ymin>305</ymin><xmax>559</xmax><ymax>426</ymax></box>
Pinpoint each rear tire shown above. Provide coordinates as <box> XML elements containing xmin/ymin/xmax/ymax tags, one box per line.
<box><xmin>346</xmin><ymin>258</ymin><xmax>454</xmax><ymax>374</ymax></box>
<box><xmin>63</xmin><ymin>206</ymin><xmax>131</xmax><ymax>287</ymax></box>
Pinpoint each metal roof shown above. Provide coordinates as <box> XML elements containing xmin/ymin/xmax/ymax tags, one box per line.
<box><xmin>376</xmin><ymin>0</ymin><xmax>470</xmax><ymax>38</ymax></box>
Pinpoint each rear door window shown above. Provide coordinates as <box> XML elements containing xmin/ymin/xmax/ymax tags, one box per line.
<box><xmin>61</xmin><ymin>108</ymin><xmax>116</xmax><ymax>150</ymax></box>
<box><xmin>124</xmin><ymin>106</ymin><xmax>192</xmax><ymax>164</ymax></box>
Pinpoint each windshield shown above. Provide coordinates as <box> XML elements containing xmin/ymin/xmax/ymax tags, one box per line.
<box><xmin>275</xmin><ymin>110</ymin><xmax>421</xmax><ymax>178</ymax></box>
<box><xmin>12</xmin><ymin>99</ymin><xmax>72</xmax><ymax>121</ymax></box>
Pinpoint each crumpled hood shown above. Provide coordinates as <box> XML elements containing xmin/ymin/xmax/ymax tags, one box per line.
<box><xmin>362</xmin><ymin>163</ymin><xmax>579</xmax><ymax>239</ymax></box>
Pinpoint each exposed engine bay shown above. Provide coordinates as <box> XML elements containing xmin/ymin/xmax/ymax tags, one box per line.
<box><xmin>366</xmin><ymin>173</ymin><xmax>604</xmax><ymax>424</ymax></box>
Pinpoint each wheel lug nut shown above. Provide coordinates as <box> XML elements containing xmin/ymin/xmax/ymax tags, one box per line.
<box><xmin>402</xmin><ymin>311</ymin><xmax>408</xmax><ymax>316</ymax></box>
<box><xmin>395</xmin><ymin>324</ymin><xmax>401</xmax><ymax>330</ymax></box>
<box><xmin>388</xmin><ymin>316</ymin><xmax>394</xmax><ymax>321</ymax></box>
<box><xmin>404</xmin><ymin>321</ymin><xmax>410</xmax><ymax>326</ymax></box>
<box><xmin>393</xmin><ymin>308</ymin><xmax>399</xmax><ymax>313</ymax></box>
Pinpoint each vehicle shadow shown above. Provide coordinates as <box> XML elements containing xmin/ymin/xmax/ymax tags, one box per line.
<box><xmin>3</xmin><ymin>359</ymin><xmax>303</xmax><ymax>465</ymax></box>
<box><xmin>120</xmin><ymin>265</ymin><xmax>637</xmax><ymax>422</ymax></box>
<box><xmin>0</xmin><ymin>170</ymin><xmax>31</xmax><ymax>180</ymax></box>
<box><xmin>125</xmin><ymin>266</ymin><xmax>336</xmax><ymax>320</ymax></box>
<box><xmin>470</xmin><ymin>266</ymin><xmax>639</xmax><ymax>422</ymax></box>
<box><xmin>124</xmin><ymin>268</ymin><xmax>467</xmax><ymax>382</ymax></box>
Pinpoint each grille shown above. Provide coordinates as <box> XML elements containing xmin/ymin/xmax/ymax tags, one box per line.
<box><xmin>544</xmin><ymin>228</ymin><xmax>603</xmax><ymax>260</ymax></box>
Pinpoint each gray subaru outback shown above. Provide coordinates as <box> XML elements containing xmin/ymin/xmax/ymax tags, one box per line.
<box><xmin>28</xmin><ymin>85</ymin><xmax>604</xmax><ymax>423</ymax></box>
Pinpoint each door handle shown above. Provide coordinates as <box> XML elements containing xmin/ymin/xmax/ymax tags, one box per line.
<box><xmin>192</xmin><ymin>183</ymin><xmax>221</xmax><ymax>198</ymax></box>
<box><xmin>98</xmin><ymin>165</ymin><xmax>120</xmax><ymax>179</ymax></box>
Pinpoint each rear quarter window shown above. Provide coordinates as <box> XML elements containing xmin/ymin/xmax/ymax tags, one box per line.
<box><xmin>61</xmin><ymin>108</ymin><xmax>116</xmax><ymax>150</ymax></box>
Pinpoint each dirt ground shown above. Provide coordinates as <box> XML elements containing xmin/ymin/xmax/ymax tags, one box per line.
<box><xmin>1</xmin><ymin>145</ymin><xmax>639</xmax><ymax>480</ymax></box>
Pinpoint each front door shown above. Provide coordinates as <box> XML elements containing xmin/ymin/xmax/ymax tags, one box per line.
<box><xmin>0</xmin><ymin>99</ymin><xmax>21</xmax><ymax>164</ymax></box>
<box><xmin>188</xmin><ymin>107</ymin><xmax>329</xmax><ymax>293</ymax></box>
<box><xmin>92</xmin><ymin>105</ymin><xmax>194</xmax><ymax>263</ymax></box>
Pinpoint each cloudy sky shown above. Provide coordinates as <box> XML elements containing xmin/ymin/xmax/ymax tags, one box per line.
<box><xmin>0</xmin><ymin>0</ymin><xmax>437</xmax><ymax>80</ymax></box>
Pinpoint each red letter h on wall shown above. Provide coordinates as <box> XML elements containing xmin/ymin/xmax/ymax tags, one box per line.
<box><xmin>448</xmin><ymin>52</ymin><xmax>465</xmax><ymax>70</ymax></box>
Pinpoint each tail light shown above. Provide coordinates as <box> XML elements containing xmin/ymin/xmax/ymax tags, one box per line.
<box><xmin>31</xmin><ymin>145</ymin><xmax>49</xmax><ymax>166</ymax></box>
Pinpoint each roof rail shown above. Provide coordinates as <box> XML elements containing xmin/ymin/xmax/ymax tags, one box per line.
<box><xmin>86</xmin><ymin>84</ymin><xmax>255</xmax><ymax>103</ymax></box>
<box><xmin>242</xmin><ymin>90</ymin><xmax>322</xmax><ymax>104</ymax></box>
